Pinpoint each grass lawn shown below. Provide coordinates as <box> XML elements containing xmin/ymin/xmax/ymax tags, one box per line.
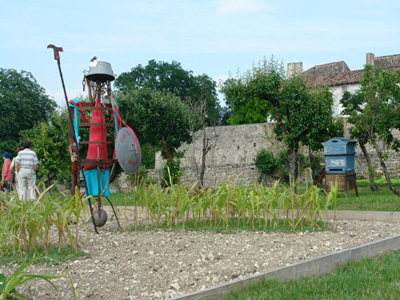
<box><xmin>335</xmin><ymin>186</ymin><xmax>400</xmax><ymax>211</ymax></box>
<box><xmin>220</xmin><ymin>249</ymin><xmax>400</xmax><ymax>299</ymax></box>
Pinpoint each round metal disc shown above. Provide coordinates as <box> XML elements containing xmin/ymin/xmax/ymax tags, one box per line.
<box><xmin>115</xmin><ymin>127</ymin><xmax>141</xmax><ymax>174</ymax></box>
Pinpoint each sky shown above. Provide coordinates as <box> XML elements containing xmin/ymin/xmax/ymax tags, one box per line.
<box><xmin>1</xmin><ymin>0</ymin><xmax>400</xmax><ymax>107</ymax></box>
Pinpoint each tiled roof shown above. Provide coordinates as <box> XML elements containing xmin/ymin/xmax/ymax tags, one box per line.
<box><xmin>304</xmin><ymin>54</ymin><xmax>400</xmax><ymax>87</ymax></box>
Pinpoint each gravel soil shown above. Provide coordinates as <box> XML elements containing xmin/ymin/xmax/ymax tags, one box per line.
<box><xmin>1</xmin><ymin>218</ymin><xmax>400</xmax><ymax>300</ymax></box>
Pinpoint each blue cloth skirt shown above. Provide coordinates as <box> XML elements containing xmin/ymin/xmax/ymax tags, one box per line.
<box><xmin>84</xmin><ymin>169</ymin><xmax>110</xmax><ymax>197</ymax></box>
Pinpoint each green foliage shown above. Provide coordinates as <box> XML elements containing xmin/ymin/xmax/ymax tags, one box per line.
<box><xmin>162</xmin><ymin>160</ymin><xmax>182</xmax><ymax>186</ymax></box>
<box><xmin>115</xmin><ymin>59</ymin><xmax>194</xmax><ymax>98</ymax></box>
<box><xmin>0</xmin><ymin>272</ymin><xmax>16</xmax><ymax>299</ymax></box>
<box><xmin>115</xmin><ymin>59</ymin><xmax>221</xmax><ymax>126</ymax></box>
<box><xmin>301</xmin><ymin>85</ymin><xmax>344</xmax><ymax>152</ymax></box>
<box><xmin>254</xmin><ymin>149</ymin><xmax>278</xmax><ymax>178</ymax></box>
<box><xmin>140</xmin><ymin>143</ymin><xmax>159</xmax><ymax>169</ymax></box>
<box><xmin>0</xmin><ymin>256</ymin><xmax>76</xmax><ymax>300</ymax></box>
<box><xmin>221</xmin><ymin>57</ymin><xmax>283</xmax><ymax>125</ymax></box>
<box><xmin>345</xmin><ymin>65</ymin><xmax>400</xmax><ymax>148</ymax></box>
<box><xmin>0</xmin><ymin>257</ymin><xmax>75</xmax><ymax>300</ymax></box>
<box><xmin>222</xmin><ymin>249</ymin><xmax>400</xmax><ymax>299</ymax></box>
<box><xmin>0</xmin><ymin>68</ymin><xmax>57</xmax><ymax>153</ymax></box>
<box><xmin>0</xmin><ymin>186</ymin><xmax>86</xmax><ymax>256</ymax></box>
<box><xmin>278</xmin><ymin>76</ymin><xmax>342</xmax><ymax>152</ymax></box>
<box><xmin>341</xmin><ymin>66</ymin><xmax>400</xmax><ymax>192</ymax></box>
<box><xmin>258</xmin><ymin>150</ymin><xmax>310</xmax><ymax>183</ymax></box>
<box><xmin>221</xmin><ymin>57</ymin><xmax>343</xmax><ymax>182</ymax></box>
<box><xmin>335</xmin><ymin>186</ymin><xmax>400</xmax><ymax>211</ymax></box>
<box><xmin>117</xmin><ymin>88</ymin><xmax>193</xmax><ymax>161</ymax></box>
<box><xmin>116</xmin><ymin>170</ymin><xmax>337</xmax><ymax>232</ymax></box>
<box><xmin>0</xmin><ymin>247</ymin><xmax>85</xmax><ymax>266</ymax></box>
<box><xmin>18</xmin><ymin>109</ymin><xmax>70</xmax><ymax>184</ymax></box>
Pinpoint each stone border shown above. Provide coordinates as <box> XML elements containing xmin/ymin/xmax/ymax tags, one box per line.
<box><xmin>172</xmin><ymin>233</ymin><xmax>400</xmax><ymax>299</ymax></box>
<box><xmin>325</xmin><ymin>210</ymin><xmax>400</xmax><ymax>223</ymax></box>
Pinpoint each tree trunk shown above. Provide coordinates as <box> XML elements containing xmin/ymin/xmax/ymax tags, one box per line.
<box><xmin>309</xmin><ymin>149</ymin><xmax>318</xmax><ymax>185</ymax></box>
<box><xmin>161</xmin><ymin>136</ymin><xmax>173</xmax><ymax>162</ymax></box>
<box><xmin>288</xmin><ymin>146</ymin><xmax>297</xmax><ymax>186</ymax></box>
<box><xmin>358</xmin><ymin>138</ymin><xmax>379</xmax><ymax>191</ymax></box>
<box><xmin>199</xmin><ymin>123</ymin><xmax>207</xmax><ymax>188</ymax></box>
<box><xmin>369</xmin><ymin>134</ymin><xmax>400</xmax><ymax>196</ymax></box>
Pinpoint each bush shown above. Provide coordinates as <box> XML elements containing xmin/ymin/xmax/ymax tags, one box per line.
<box><xmin>254</xmin><ymin>149</ymin><xmax>278</xmax><ymax>174</ymax></box>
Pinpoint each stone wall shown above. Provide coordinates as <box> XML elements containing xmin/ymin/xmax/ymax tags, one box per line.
<box><xmin>150</xmin><ymin>122</ymin><xmax>400</xmax><ymax>187</ymax></box>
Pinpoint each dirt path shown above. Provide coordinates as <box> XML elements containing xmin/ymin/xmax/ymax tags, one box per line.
<box><xmin>1</xmin><ymin>219</ymin><xmax>400</xmax><ymax>300</ymax></box>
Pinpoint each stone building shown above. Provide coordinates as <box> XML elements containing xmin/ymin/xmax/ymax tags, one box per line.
<box><xmin>151</xmin><ymin>53</ymin><xmax>400</xmax><ymax>187</ymax></box>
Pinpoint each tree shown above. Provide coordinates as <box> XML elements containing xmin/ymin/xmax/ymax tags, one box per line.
<box><xmin>115</xmin><ymin>60</ymin><xmax>221</xmax><ymax>186</ymax></box>
<box><xmin>298</xmin><ymin>84</ymin><xmax>343</xmax><ymax>184</ymax></box>
<box><xmin>221</xmin><ymin>57</ymin><xmax>342</xmax><ymax>184</ymax></box>
<box><xmin>114</xmin><ymin>59</ymin><xmax>220</xmax><ymax>126</ymax></box>
<box><xmin>114</xmin><ymin>59</ymin><xmax>193</xmax><ymax>99</ymax></box>
<box><xmin>340</xmin><ymin>91</ymin><xmax>379</xmax><ymax>191</ymax></box>
<box><xmin>0</xmin><ymin>69</ymin><xmax>57</xmax><ymax>153</ymax></box>
<box><xmin>277</xmin><ymin>75</ymin><xmax>342</xmax><ymax>183</ymax></box>
<box><xmin>116</xmin><ymin>88</ymin><xmax>192</xmax><ymax>162</ymax></box>
<box><xmin>221</xmin><ymin>61</ymin><xmax>278</xmax><ymax>125</ymax></box>
<box><xmin>355</xmin><ymin>65</ymin><xmax>400</xmax><ymax>196</ymax></box>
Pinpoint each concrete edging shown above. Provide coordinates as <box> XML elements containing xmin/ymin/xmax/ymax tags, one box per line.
<box><xmin>172</xmin><ymin>234</ymin><xmax>400</xmax><ymax>299</ymax></box>
<box><xmin>325</xmin><ymin>210</ymin><xmax>400</xmax><ymax>223</ymax></box>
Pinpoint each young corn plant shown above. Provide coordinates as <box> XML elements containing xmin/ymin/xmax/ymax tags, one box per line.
<box><xmin>0</xmin><ymin>257</ymin><xmax>76</xmax><ymax>300</ymax></box>
<box><xmin>124</xmin><ymin>168</ymin><xmax>337</xmax><ymax>233</ymax></box>
<box><xmin>0</xmin><ymin>185</ymin><xmax>86</xmax><ymax>257</ymax></box>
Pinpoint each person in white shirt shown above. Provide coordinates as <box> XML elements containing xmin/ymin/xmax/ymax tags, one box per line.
<box><xmin>15</xmin><ymin>141</ymin><xmax>38</xmax><ymax>201</ymax></box>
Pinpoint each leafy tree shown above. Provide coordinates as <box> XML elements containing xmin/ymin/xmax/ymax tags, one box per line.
<box><xmin>221</xmin><ymin>57</ymin><xmax>342</xmax><ymax>184</ymax></box>
<box><xmin>221</xmin><ymin>60</ymin><xmax>279</xmax><ymax>125</ymax></box>
<box><xmin>297</xmin><ymin>84</ymin><xmax>343</xmax><ymax>183</ymax></box>
<box><xmin>340</xmin><ymin>91</ymin><xmax>379</xmax><ymax>191</ymax></box>
<box><xmin>0</xmin><ymin>69</ymin><xmax>57</xmax><ymax>152</ymax></box>
<box><xmin>116</xmin><ymin>88</ymin><xmax>192</xmax><ymax>162</ymax></box>
<box><xmin>19</xmin><ymin>109</ymin><xmax>70</xmax><ymax>186</ymax></box>
<box><xmin>115</xmin><ymin>59</ymin><xmax>193</xmax><ymax>99</ymax></box>
<box><xmin>354</xmin><ymin>65</ymin><xmax>400</xmax><ymax>196</ymax></box>
<box><xmin>115</xmin><ymin>60</ymin><xmax>221</xmax><ymax>184</ymax></box>
<box><xmin>114</xmin><ymin>59</ymin><xmax>220</xmax><ymax>126</ymax></box>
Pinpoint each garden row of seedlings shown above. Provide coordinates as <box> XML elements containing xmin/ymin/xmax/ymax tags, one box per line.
<box><xmin>0</xmin><ymin>174</ymin><xmax>338</xmax><ymax>255</ymax></box>
<box><xmin>0</xmin><ymin>186</ymin><xmax>86</xmax><ymax>257</ymax></box>
<box><xmin>0</xmin><ymin>186</ymin><xmax>83</xmax><ymax>299</ymax></box>
<box><xmin>127</xmin><ymin>174</ymin><xmax>339</xmax><ymax>232</ymax></box>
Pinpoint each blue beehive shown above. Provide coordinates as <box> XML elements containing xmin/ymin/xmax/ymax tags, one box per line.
<box><xmin>322</xmin><ymin>138</ymin><xmax>357</xmax><ymax>174</ymax></box>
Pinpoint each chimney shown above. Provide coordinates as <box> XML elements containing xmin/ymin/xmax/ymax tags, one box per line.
<box><xmin>287</xmin><ymin>62</ymin><xmax>303</xmax><ymax>77</ymax></box>
<box><xmin>366</xmin><ymin>53</ymin><xmax>375</xmax><ymax>65</ymax></box>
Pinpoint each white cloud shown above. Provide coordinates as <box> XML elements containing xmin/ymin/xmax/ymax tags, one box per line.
<box><xmin>217</xmin><ymin>0</ymin><xmax>272</xmax><ymax>14</ymax></box>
